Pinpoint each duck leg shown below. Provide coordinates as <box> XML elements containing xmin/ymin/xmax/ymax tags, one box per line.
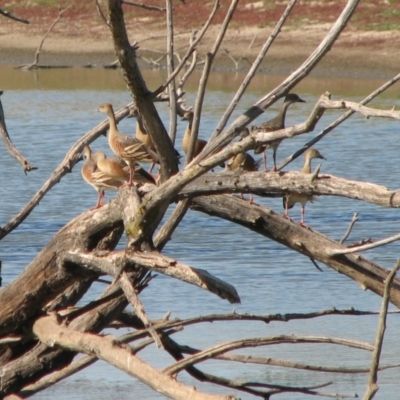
<box><xmin>93</xmin><ymin>190</ymin><xmax>105</xmax><ymax>210</ymax></box>
<box><xmin>123</xmin><ymin>164</ymin><xmax>135</xmax><ymax>187</ymax></box>
<box><xmin>272</xmin><ymin>147</ymin><xmax>278</xmax><ymax>172</ymax></box>
<box><xmin>283</xmin><ymin>197</ymin><xmax>294</xmax><ymax>222</ymax></box>
<box><xmin>262</xmin><ymin>150</ymin><xmax>268</xmax><ymax>172</ymax></box>
<box><xmin>300</xmin><ymin>205</ymin><xmax>309</xmax><ymax>228</ymax></box>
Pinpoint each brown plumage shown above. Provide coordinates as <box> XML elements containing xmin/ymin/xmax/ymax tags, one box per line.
<box><xmin>129</xmin><ymin>106</ymin><xmax>181</xmax><ymax>173</ymax></box>
<box><xmin>81</xmin><ymin>146</ymin><xmax>126</xmax><ymax>209</ymax></box>
<box><xmin>227</xmin><ymin>128</ymin><xmax>260</xmax><ymax>203</ymax></box>
<box><xmin>182</xmin><ymin>110</ymin><xmax>224</xmax><ymax>167</ymax></box>
<box><xmin>96</xmin><ymin>153</ymin><xmax>156</xmax><ymax>186</ymax></box>
<box><xmin>97</xmin><ymin>103</ymin><xmax>158</xmax><ymax>186</ymax></box>
<box><xmin>254</xmin><ymin>93</ymin><xmax>306</xmax><ymax>171</ymax></box>
<box><xmin>283</xmin><ymin>148</ymin><xmax>326</xmax><ymax>227</ymax></box>
<box><xmin>182</xmin><ymin>111</ymin><xmax>207</xmax><ymax>157</ymax></box>
<box><xmin>129</xmin><ymin>106</ymin><xmax>155</xmax><ymax>150</ymax></box>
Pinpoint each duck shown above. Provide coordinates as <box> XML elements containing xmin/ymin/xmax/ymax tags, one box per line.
<box><xmin>81</xmin><ymin>145</ymin><xmax>126</xmax><ymax>209</ymax></box>
<box><xmin>227</xmin><ymin>128</ymin><xmax>260</xmax><ymax>203</ymax></box>
<box><xmin>283</xmin><ymin>148</ymin><xmax>326</xmax><ymax>227</ymax></box>
<box><xmin>95</xmin><ymin>153</ymin><xmax>156</xmax><ymax>186</ymax></box>
<box><xmin>182</xmin><ymin>110</ymin><xmax>224</xmax><ymax>167</ymax></box>
<box><xmin>253</xmin><ymin>93</ymin><xmax>306</xmax><ymax>172</ymax></box>
<box><xmin>97</xmin><ymin>103</ymin><xmax>158</xmax><ymax>186</ymax></box>
<box><xmin>128</xmin><ymin>106</ymin><xmax>181</xmax><ymax>173</ymax></box>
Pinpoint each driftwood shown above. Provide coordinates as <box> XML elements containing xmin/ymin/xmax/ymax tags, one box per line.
<box><xmin>3</xmin><ymin>0</ymin><xmax>400</xmax><ymax>398</ymax></box>
<box><xmin>18</xmin><ymin>6</ymin><xmax>72</xmax><ymax>70</ymax></box>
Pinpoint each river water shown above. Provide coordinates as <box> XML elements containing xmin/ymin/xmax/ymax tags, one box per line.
<box><xmin>0</xmin><ymin>65</ymin><xmax>399</xmax><ymax>399</ymax></box>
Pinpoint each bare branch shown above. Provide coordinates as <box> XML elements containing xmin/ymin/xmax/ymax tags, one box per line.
<box><xmin>322</xmin><ymin>99</ymin><xmax>400</xmax><ymax>120</ymax></box>
<box><xmin>0</xmin><ymin>93</ymin><xmax>37</xmax><ymax>174</ymax></box>
<box><xmin>166</xmin><ymin>0</ymin><xmax>178</xmax><ymax>144</ymax></box>
<box><xmin>363</xmin><ymin>259</ymin><xmax>400</xmax><ymax>400</ymax></box>
<box><xmin>64</xmin><ymin>249</ymin><xmax>241</xmax><ymax>304</ymax></box>
<box><xmin>0</xmin><ymin>7</ymin><xmax>29</xmax><ymax>24</ymax></box>
<box><xmin>122</xmin><ymin>0</ymin><xmax>166</xmax><ymax>11</ymax></box>
<box><xmin>153</xmin><ymin>0</ymin><xmax>220</xmax><ymax>97</ymax></box>
<box><xmin>94</xmin><ymin>0</ymin><xmax>108</xmax><ymax>24</ymax></box>
<box><xmin>277</xmin><ymin>72</ymin><xmax>400</xmax><ymax>171</ymax></box>
<box><xmin>194</xmin><ymin>0</ymin><xmax>360</xmax><ymax>162</ymax></box>
<box><xmin>186</xmin><ymin>0</ymin><xmax>239</xmax><ymax>164</ymax></box>
<box><xmin>192</xmin><ymin>194</ymin><xmax>400</xmax><ymax>308</ymax></box>
<box><xmin>163</xmin><ymin>335</ymin><xmax>374</xmax><ymax>376</ymax></box>
<box><xmin>119</xmin><ymin>271</ymin><xmax>163</xmax><ymax>348</ymax></box>
<box><xmin>208</xmin><ymin>0</ymin><xmax>297</xmax><ymax>145</ymax></box>
<box><xmin>21</xmin><ymin>6</ymin><xmax>72</xmax><ymax>69</ymax></box>
<box><xmin>330</xmin><ymin>232</ymin><xmax>400</xmax><ymax>256</ymax></box>
<box><xmin>180</xmin><ymin>170</ymin><xmax>400</xmax><ymax>209</ymax></box>
<box><xmin>340</xmin><ymin>212</ymin><xmax>359</xmax><ymax>244</ymax></box>
<box><xmin>33</xmin><ymin>316</ymin><xmax>232</xmax><ymax>400</ymax></box>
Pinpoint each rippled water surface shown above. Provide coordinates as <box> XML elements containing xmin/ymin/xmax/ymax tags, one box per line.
<box><xmin>1</xmin><ymin>65</ymin><xmax>400</xmax><ymax>399</ymax></box>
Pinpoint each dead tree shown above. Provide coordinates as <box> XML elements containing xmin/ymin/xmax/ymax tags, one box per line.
<box><xmin>1</xmin><ymin>0</ymin><xmax>400</xmax><ymax>399</ymax></box>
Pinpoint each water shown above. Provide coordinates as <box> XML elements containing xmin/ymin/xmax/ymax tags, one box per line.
<box><xmin>1</xmin><ymin>65</ymin><xmax>400</xmax><ymax>399</ymax></box>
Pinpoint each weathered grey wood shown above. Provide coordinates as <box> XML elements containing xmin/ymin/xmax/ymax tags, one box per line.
<box><xmin>180</xmin><ymin>171</ymin><xmax>400</xmax><ymax>208</ymax></box>
<box><xmin>192</xmin><ymin>194</ymin><xmax>400</xmax><ymax>308</ymax></box>
<box><xmin>0</xmin><ymin>204</ymin><xmax>123</xmax><ymax>338</ymax></box>
<box><xmin>1</xmin><ymin>279</ymin><xmax>129</xmax><ymax>396</ymax></box>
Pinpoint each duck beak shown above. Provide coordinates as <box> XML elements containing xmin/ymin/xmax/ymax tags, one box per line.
<box><xmin>298</xmin><ymin>97</ymin><xmax>306</xmax><ymax>103</ymax></box>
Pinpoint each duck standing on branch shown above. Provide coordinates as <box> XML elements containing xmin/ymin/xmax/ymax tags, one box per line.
<box><xmin>182</xmin><ymin>110</ymin><xmax>224</xmax><ymax>167</ymax></box>
<box><xmin>283</xmin><ymin>148</ymin><xmax>326</xmax><ymax>228</ymax></box>
<box><xmin>129</xmin><ymin>106</ymin><xmax>181</xmax><ymax>174</ymax></box>
<box><xmin>97</xmin><ymin>103</ymin><xmax>158</xmax><ymax>186</ymax></box>
<box><xmin>254</xmin><ymin>93</ymin><xmax>306</xmax><ymax>172</ymax></box>
<box><xmin>81</xmin><ymin>146</ymin><xmax>126</xmax><ymax>209</ymax></box>
<box><xmin>227</xmin><ymin>128</ymin><xmax>260</xmax><ymax>203</ymax></box>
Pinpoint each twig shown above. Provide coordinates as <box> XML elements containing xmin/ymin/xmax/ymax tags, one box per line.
<box><xmin>249</xmin><ymin>32</ymin><xmax>258</xmax><ymax>49</ymax></box>
<box><xmin>163</xmin><ymin>335</ymin><xmax>374</xmax><ymax>376</ymax></box>
<box><xmin>329</xmin><ymin>231</ymin><xmax>400</xmax><ymax>256</ymax></box>
<box><xmin>362</xmin><ymin>259</ymin><xmax>400</xmax><ymax>400</ymax></box>
<box><xmin>186</xmin><ymin>0</ymin><xmax>239</xmax><ymax>166</ymax></box>
<box><xmin>204</xmin><ymin>0</ymin><xmax>297</xmax><ymax>148</ymax></box>
<box><xmin>0</xmin><ymin>92</ymin><xmax>37</xmax><ymax>174</ymax></box>
<box><xmin>277</xmin><ymin>72</ymin><xmax>400</xmax><ymax>171</ymax></box>
<box><xmin>340</xmin><ymin>212</ymin><xmax>359</xmax><ymax>244</ymax></box>
<box><xmin>119</xmin><ymin>272</ymin><xmax>163</xmax><ymax>349</ymax></box>
<box><xmin>94</xmin><ymin>0</ymin><xmax>108</xmax><ymax>24</ymax></box>
<box><xmin>154</xmin><ymin>199</ymin><xmax>191</xmax><ymax>250</ymax></box>
<box><xmin>166</xmin><ymin>0</ymin><xmax>178</xmax><ymax>144</ymax></box>
<box><xmin>21</xmin><ymin>5</ymin><xmax>72</xmax><ymax>70</ymax></box>
<box><xmin>192</xmin><ymin>0</ymin><xmax>360</xmax><ymax>166</ymax></box>
<box><xmin>0</xmin><ymin>7</ymin><xmax>29</xmax><ymax>24</ymax></box>
<box><xmin>122</xmin><ymin>0</ymin><xmax>166</xmax><ymax>11</ymax></box>
<box><xmin>152</xmin><ymin>0</ymin><xmax>220</xmax><ymax>97</ymax></box>
<box><xmin>222</xmin><ymin>48</ymin><xmax>250</xmax><ymax>71</ymax></box>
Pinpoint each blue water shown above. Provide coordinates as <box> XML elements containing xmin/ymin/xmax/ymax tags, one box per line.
<box><xmin>0</xmin><ymin>66</ymin><xmax>399</xmax><ymax>399</ymax></box>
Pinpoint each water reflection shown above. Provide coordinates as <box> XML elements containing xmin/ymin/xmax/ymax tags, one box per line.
<box><xmin>0</xmin><ymin>65</ymin><xmax>399</xmax><ymax>399</ymax></box>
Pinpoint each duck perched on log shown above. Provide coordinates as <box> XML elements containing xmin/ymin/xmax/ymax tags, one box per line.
<box><xmin>283</xmin><ymin>148</ymin><xmax>326</xmax><ymax>227</ymax></box>
<box><xmin>128</xmin><ymin>106</ymin><xmax>182</xmax><ymax>173</ymax></box>
<box><xmin>227</xmin><ymin>128</ymin><xmax>260</xmax><ymax>203</ymax></box>
<box><xmin>253</xmin><ymin>93</ymin><xmax>306</xmax><ymax>172</ymax></box>
<box><xmin>181</xmin><ymin>110</ymin><xmax>224</xmax><ymax>168</ymax></box>
<box><xmin>81</xmin><ymin>145</ymin><xmax>156</xmax><ymax>209</ymax></box>
<box><xmin>97</xmin><ymin>103</ymin><xmax>158</xmax><ymax>186</ymax></box>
